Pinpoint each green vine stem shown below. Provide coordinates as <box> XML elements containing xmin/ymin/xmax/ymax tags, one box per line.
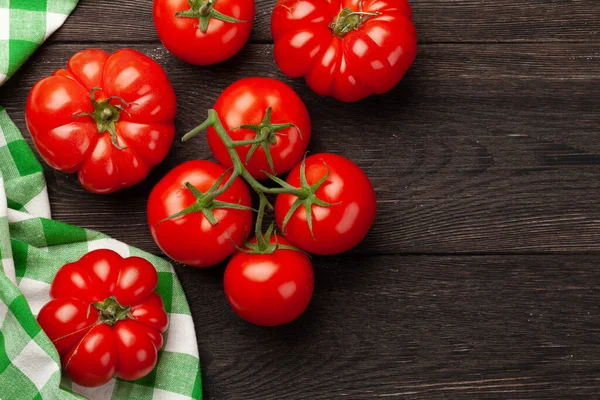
<box><xmin>178</xmin><ymin>108</ymin><xmax>335</xmax><ymax>253</ymax></box>
<box><xmin>176</xmin><ymin>0</ymin><xmax>246</xmax><ymax>33</ymax></box>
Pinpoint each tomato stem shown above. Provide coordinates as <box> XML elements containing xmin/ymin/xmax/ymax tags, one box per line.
<box><xmin>181</xmin><ymin>109</ymin><xmax>336</xmax><ymax>246</ymax></box>
<box><xmin>92</xmin><ymin>296</ymin><xmax>132</xmax><ymax>326</ymax></box>
<box><xmin>329</xmin><ymin>0</ymin><xmax>379</xmax><ymax>38</ymax></box>
<box><xmin>72</xmin><ymin>88</ymin><xmax>136</xmax><ymax>150</ymax></box>
<box><xmin>175</xmin><ymin>0</ymin><xmax>246</xmax><ymax>33</ymax></box>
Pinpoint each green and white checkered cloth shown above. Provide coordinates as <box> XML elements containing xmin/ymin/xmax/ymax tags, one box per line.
<box><xmin>0</xmin><ymin>1</ymin><xmax>203</xmax><ymax>399</ymax></box>
<box><xmin>0</xmin><ymin>110</ymin><xmax>203</xmax><ymax>399</ymax></box>
<box><xmin>0</xmin><ymin>113</ymin><xmax>203</xmax><ymax>400</ymax></box>
<box><xmin>0</xmin><ymin>0</ymin><xmax>79</xmax><ymax>85</ymax></box>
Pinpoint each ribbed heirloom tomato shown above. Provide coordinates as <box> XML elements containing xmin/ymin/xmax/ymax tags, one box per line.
<box><xmin>153</xmin><ymin>0</ymin><xmax>255</xmax><ymax>65</ymax></box>
<box><xmin>25</xmin><ymin>49</ymin><xmax>176</xmax><ymax>194</ymax></box>
<box><xmin>275</xmin><ymin>153</ymin><xmax>376</xmax><ymax>254</ymax></box>
<box><xmin>207</xmin><ymin>77</ymin><xmax>311</xmax><ymax>179</ymax></box>
<box><xmin>148</xmin><ymin>160</ymin><xmax>253</xmax><ymax>267</ymax></box>
<box><xmin>37</xmin><ymin>250</ymin><xmax>168</xmax><ymax>387</ymax></box>
<box><xmin>271</xmin><ymin>0</ymin><xmax>417</xmax><ymax>101</ymax></box>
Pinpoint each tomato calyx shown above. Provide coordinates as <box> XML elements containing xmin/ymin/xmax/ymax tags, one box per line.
<box><xmin>73</xmin><ymin>88</ymin><xmax>134</xmax><ymax>150</ymax></box>
<box><xmin>157</xmin><ymin>171</ymin><xmax>254</xmax><ymax>227</ymax></box>
<box><xmin>183</xmin><ymin>110</ymin><xmax>333</xmax><ymax>240</ymax></box>
<box><xmin>175</xmin><ymin>0</ymin><xmax>245</xmax><ymax>33</ymax></box>
<box><xmin>234</xmin><ymin>222</ymin><xmax>302</xmax><ymax>255</ymax></box>
<box><xmin>92</xmin><ymin>296</ymin><xmax>133</xmax><ymax>326</ymax></box>
<box><xmin>229</xmin><ymin>107</ymin><xmax>301</xmax><ymax>175</ymax></box>
<box><xmin>329</xmin><ymin>1</ymin><xmax>379</xmax><ymax>38</ymax></box>
<box><xmin>265</xmin><ymin>157</ymin><xmax>336</xmax><ymax>238</ymax></box>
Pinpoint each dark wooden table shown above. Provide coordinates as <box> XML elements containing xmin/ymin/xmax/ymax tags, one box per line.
<box><xmin>2</xmin><ymin>0</ymin><xmax>600</xmax><ymax>398</ymax></box>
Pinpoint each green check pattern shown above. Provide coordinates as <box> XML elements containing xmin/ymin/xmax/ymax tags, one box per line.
<box><xmin>0</xmin><ymin>0</ymin><xmax>79</xmax><ymax>85</ymax></box>
<box><xmin>0</xmin><ymin>110</ymin><xmax>203</xmax><ymax>399</ymax></box>
<box><xmin>0</xmin><ymin>1</ymin><xmax>203</xmax><ymax>399</ymax></box>
<box><xmin>0</xmin><ymin>109</ymin><xmax>202</xmax><ymax>400</ymax></box>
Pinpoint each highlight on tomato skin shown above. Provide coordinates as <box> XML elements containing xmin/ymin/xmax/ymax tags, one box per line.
<box><xmin>274</xmin><ymin>153</ymin><xmax>377</xmax><ymax>255</ymax></box>
<box><xmin>224</xmin><ymin>236</ymin><xmax>315</xmax><ymax>326</ymax></box>
<box><xmin>207</xmin><ymin>77</ymin><xmax>312</xmax><ymax>180</ymax></box>
<box><xmin>36</xmin><ymin>249</ymin><xmax>169</xmax><ymax>387</ymax></box>
<box><xmin>270</xmin><ymin>0</ymin><xmax>417</xmax><ymax>102</ymax></box>
<box><xmin>153</xmin><ymin>0</ymin><xmax>256</xmax><ymax>66</ymax></box>
<box><xmin>25</xmin><ymin>48</ymin><xmax>177</xmax><ymax>194</ymax></box>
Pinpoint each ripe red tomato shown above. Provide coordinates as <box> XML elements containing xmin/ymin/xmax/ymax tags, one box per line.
<box><xmin>25</xmin><ymin>49</ymin><xmax>176</xmax><ymax>194</ymax></box>
<box><xmin>207</xmin><ymin>77</ymin><xmax>311</xmax><ymax>179</ymax></box>
<box><xmin>153</xmin><ymin>0</ymin><xmax>255</xmax><ymax>65</ymax></box>
<box><xmin>224</xmin><ymin>236</ymin><xmax>314</xmax><ymax>326</ymax></box>
<box><xmin>275</xmin><ymin>153</ymin><xmax>376</xmax><ymax>254</ymax></box>
<box><xmin>148</xmin><ymin>160</ymin><xmax>253</xmax><ymax>267</ymax></box>
<box><xmin>271</xmin><ymin>0</ymin><xmax>417</xmax><ymax>102</ymax></box>
<box><xmin>37</xmin><ymin>249</ymin><xmax>168</xmax><ymax>387</ymax></box>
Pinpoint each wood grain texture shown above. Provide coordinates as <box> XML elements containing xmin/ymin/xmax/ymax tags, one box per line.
<box><xmin>1</xmin><ymin>43</ymin><xmax>598</xmax><ymax>255</ymax></box>
<box><xmin>180</xmin><ymin>254</ymin><xmax>600</xmax><ymax>399</ymax></box>
<box><xmin>2</xmin><ymin>1</ymin><xmax>600</xmax><ymax>398</ymax></box>
<box><xmin>49</xmin><ymin>0</ymin><xmax>600</xmax><ymax>44</ymax></box>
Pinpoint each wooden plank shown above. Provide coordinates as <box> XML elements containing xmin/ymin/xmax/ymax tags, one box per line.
<box><xmin>1</xmin><ymin>43</ymin><xmax>599</xmax><ymax>255</ymax></box>
<box><xmin>49</xmin><ymin>0</ymin><xmax>600</xmax><ymax>44</ymax></box>
<box><xmin>178</xmin><ymin>254</ymin><xmax>600</xmax><ymax>398</ymax></box>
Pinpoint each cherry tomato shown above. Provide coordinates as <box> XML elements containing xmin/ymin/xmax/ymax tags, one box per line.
<box><xmin>207</xmin><ymin>77</ymin><xmax>311</xmax><ymax>179</ymax></box>
<box><xmin>275</xmin><ymin>153</ymin><xmax>376</xmax><ymax>254</ymax></box>
<box><xmin>147</xmin><ymin>160</ymin><xmax>253</xmax><ymax>267</ymax></box>
<box><xmin>25</xmin><ymin>49</ymin><xmax>176</xmax><ymax>194</ymax></box>
<box><xmin>153</xmin><ymin>0</ymin><xmax>255</xmax><ymax>65</ymax></box>
<box><xmin>37</xmin><ymin>249</ymin><xmax>168</xmax><ymax>387</ymax></box>
<box><xmin>224</xmin><ymin>236</ymin><xmax>314</xmax><ymax>326</ymax></box>
<box><xmin>271</xmin><ymin>0</ymin><xmax>417</xmax><ymax>102</ymax></box>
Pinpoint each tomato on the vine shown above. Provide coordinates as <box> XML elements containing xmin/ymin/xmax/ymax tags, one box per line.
<box><xmin>207</xmin><ymin>77</ymin><xmax>311</xmax><ymax>179</ymax></box>
<box><xmin>147</xmin><ymin>160</ymin><xmax>253</xmax><ymax>267</ymax></box>
<box><xmin>271</xmin><ymin>0</ymin><xmax>417</xmax><ymax>102</ymax></box>
<box><xmin>37</xmin><ymin>249</ymin><xmax>168</xmax><ymax>387</ymax></box>
<box><xmin>224</xmin><ymin>236</ymin><xmax>314</xmax><ymax>326</ymax></box>
<box><xmin>26</xmin><ymin>49</ymin><xmax>176</xmax><ymax>194</ymax></box>
<box><xmin>275</xmin><ymin>153</ymin><xmax>376</xmax><ymax>254</ymax></box>
<box><xmin>153</xmin><ymin>0</ymin><xmax>255</xmax><ymax>65</ymax></box>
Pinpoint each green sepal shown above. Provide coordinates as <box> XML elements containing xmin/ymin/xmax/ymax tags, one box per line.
<box><xmin>228</xmin><ymin>107</ymin><xmax>303</xmax><ymax>175</ymax></box>
<box><xmin>156</xmin><ymin>179</ymin><xmax>253</xmax><ymax>228</ymax></box>
<box><xmin>175</xmin><ymin>0</ymin><xmax>246</xmax><ymax>34</ymax></box>
<box><xmin>278</xmin><ymin>157</ymin><xmax>338</xmax><ymax>239</ymax></box>
<box><xmin>72</xmin><ymin>87</ymin><xmax>135</xmax><ymax>150</ymax></box>
<box><xmin>92</xmin><ymin>296</ymin><xmax>132</xmax><ymax>326</ymax></box>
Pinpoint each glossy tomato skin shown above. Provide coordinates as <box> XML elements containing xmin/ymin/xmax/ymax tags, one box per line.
<box><xmin>26</xmin><ymin>49</ymin><xmax>176</xmax><ymax>194</ymax></box>
<box><xmin>147</xmin><ymin>160</ymin><xmax>253</xmax><ymax>267</ymax></box>
<box><xmin>207</xmin><ymin>77</ymin><xmax>311</xmax><ymax>179</ymax></box>
<box><xmin>36</xmin><ymin>249</ymin><xmax>168</xmax><ymax>387</ymax></box>
<box><xmin>275</xmin><ymin>153</ymin><xmax>376</xmax><ymax>254</ymax></box>
<box><xmin>153</xmin><ymin>0</ymin><xmax>255</xmax><ymax>65</ymax></box>
<box><xmin>224</xmin><ymin>236</ymin><xmax>314</xmax><ymax>326</ymax></box>
<box><xmin>271</xmin><ymin>0</ymin><xmax>417</xmax><ymax>102</ymax></box>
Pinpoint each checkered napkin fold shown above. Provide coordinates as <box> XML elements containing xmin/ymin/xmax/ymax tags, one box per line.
<box><xmin>0</xmin><ymin>2</ymin><xmax>202</xmax><ymax>399</ymax></box>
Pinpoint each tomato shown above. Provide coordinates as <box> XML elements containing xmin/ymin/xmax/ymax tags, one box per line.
<box><xmin>25</xmin><ymin>49</ymin><xmax>176</xmax><ymax>194</ymax></box>
<box><xmin>147</xmin><ymin>160</ymin><xmax>253</xmax><ymax>267</ymax></box>
<box><xmin>275</xmin><ymin>153</ymin><xmax>376</xmax><ymax>254</ymax></box>
<box><xmin>207</xmin><ymin>77</ymin><xmax>311</xmax><ymax>179</ymax></box>
<box><xmin>37</xmin><ymin>249</ymin><xmax>168</xmax><ymax>387</ymax></box>
<box><xmin>224</xmin><ymin>236</ymin><xmax>314</xmax><ymax>326</ymax></box>
<box><xmin>153</xmin><ymin>0</ymin><xmax>255</xmax><ymax>65</ymax></box>
<box><xmin>271</xmin><ymin>0</ymin><xmax>417</xmax><ymax>102</ymax></box>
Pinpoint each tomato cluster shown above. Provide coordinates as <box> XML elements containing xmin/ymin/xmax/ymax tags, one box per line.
<box><xmin>27</xmin><ymin>0</ymin><xmax>411</xmax><ymax>387</ymax></box>
<box><xmin>148</xmin><ymin>77</ymin><xmax>377</xmax><ymax>326</ymax></box>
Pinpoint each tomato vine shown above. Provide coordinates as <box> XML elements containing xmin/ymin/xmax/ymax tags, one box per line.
<box><xmin>178</xmin><ymin>108</ymin><xmax>335</xmax><ymax>252</ymax></box>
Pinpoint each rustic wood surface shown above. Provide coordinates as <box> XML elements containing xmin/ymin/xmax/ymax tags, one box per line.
<box><xmin>1</xmin><ymin>0</ymin><xmax>599</xmax><ymax>398</ymax></box>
